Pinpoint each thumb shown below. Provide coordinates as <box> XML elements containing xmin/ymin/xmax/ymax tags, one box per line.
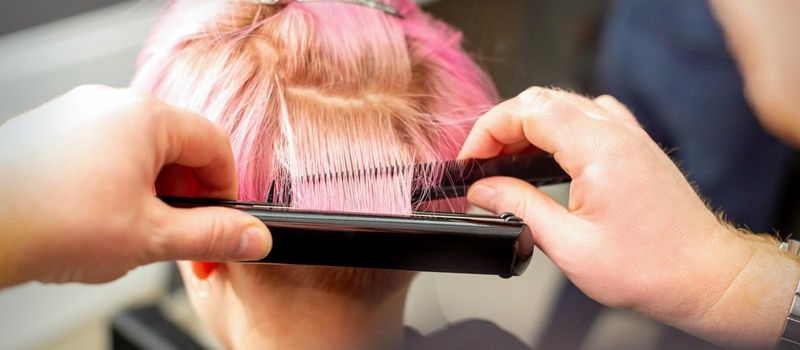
<box><xmin>147</xmin><ymin>202</ymin><xmax>272</xmax><ymax>262</ymax></box>
<box><xmin>466</xmin><ymin>177</ymin><xmax>576</xmax><ymax>256</ymax></box>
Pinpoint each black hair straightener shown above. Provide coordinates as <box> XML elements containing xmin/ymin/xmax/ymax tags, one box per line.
<box><xmin>161</xmin><ymin>152</ymin><xmax>570</xmax><ymax>278</ymax></box>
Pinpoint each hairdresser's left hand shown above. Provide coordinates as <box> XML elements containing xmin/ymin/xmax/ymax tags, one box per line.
<box><xmin>0</xmin><ymin>85</ymin><xmax>271</xmax><ymax>288</ymax></box>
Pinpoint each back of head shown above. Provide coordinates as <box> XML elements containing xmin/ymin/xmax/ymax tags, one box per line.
<box><xmin>133</xmin><ymin>0</ymin><xmax>497</xmax><ymax>297</ymax></box>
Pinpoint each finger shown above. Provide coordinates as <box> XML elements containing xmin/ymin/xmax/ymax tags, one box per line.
<box><xmin>457</xmin><ymin>99</ymin><xmax>520</xmax><ymax>160</ymax></box>
<box><xmin>152</xmin><ymin>101</ymin><xmax>238</xmax><ymax>199</ymax></box>
<box><xmin>539</xmin><ymin>89</ymin><xmax>637</xmax><ymax>128</ymax></box>
<box><xmin>550</xmin><ymin>89</ymin><xmax>615</xmax><ymax>122</ymax></box>
<box><xmin>593</xmin><ymin>95</ymin><xmax>640</xmax><ymax>127</ymax></box>
<box><xmin>146</xmin><ymin>201</ymin><xmax>272</xmax><ymax>262</ymax></box>
<box><xmin>459</xmin><ymin>87</ymin><xmax>573</xmax><ymax>159</ymax></box>
<box><xmin>499</xmin><ymin>140</ymin><xmax>538</xmax><ymax>155</ymax></box>
<box><xmin>155</xmin><ymin>165</ymin><xmax>199</xmax><ymax>197</ymax></box>
<box><xmin>459</xmin><ymin>86</ymin><xmax>602</xmax><ymax>175</ymax></box>
<box><xmin>466</xmin><ymin>176</ymin><xmax>579</xmax><ymax>259</ymax></box>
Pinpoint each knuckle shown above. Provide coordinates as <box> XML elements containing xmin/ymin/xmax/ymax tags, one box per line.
<box><xmin>148</xmin><ymin>227</ymin><xmax>172</xmax><ymax>261</ymax></box>
<box><xmin>119</xmin><ymin>88</ymin><xmax>156</xmax><ymax>110</ymax></box>
<box><xmin>498</xmin><ymin>186</ymin><xmax>532</xmax><ymax>220</ymax></box>
<box><xmin>121</xmin><ymin>90</ymin><xmax>163</xmax><ymax>130</ymax></box>
<box><xmin>199</xmin><ymin>209</ymin><xmax>240</xmax><ymax>260</ymax></box>
<box><xmin>146</xmin><ymin>212</ymin><xmax>172</xmax><ymax>261</ymax></box>
<box><xmin>69</xmin><ymin>84</ymin><xmax>110</xmax><ymax>98</ymax></box>
<box><xmin>595</xmin><ymin>94</ymin><xmax>615</xmax><ymax>103</ymax></box>
<box><xmin>147</xmin><ymin>209</ymin><xmax>233</xmax><ymax>261</ymax></box>
<box><xmin>203</xmin><ymin>215</ymin><xmax>228</xmax><ymax>258</ymax></box>
<box><xmin>473</xmin><ymin>112</ymin><xmax>493</xmax><ymax>130</ymax></box>
<box><xmin>517</xmin><ymin>191</ymin><xmax>542</xmax><ymax>223</ymax></box>
<box><xmin>515</xmin><ymin>87</ymin><xmax>570</xmax><ymax>123</ymax></box>
<box><xmin>204</xmin><ymin>117</ymin><xmax>228</xmax><ymax>140</ymax></box>
<box><xmin>218</xmin><ymin>130</ymin><xmax>233</xmax><ymax>148</ymax></box>
<box><xmin>513</xmin><ymin>195</ymin><xmax>532</xmax><ymax>221</ymax></box>
<box><xmin>517</xmin><ymin>86</ymin><xmax>549</xmax><ymax>110</ymax></box>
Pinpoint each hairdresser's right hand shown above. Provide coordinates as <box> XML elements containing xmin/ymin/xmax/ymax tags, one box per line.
<box><xmin>0</xmin><ymin>85</ymin><xmax>271</xmax><ymax>288</ymax></box>
<box><xmin>459</xmin><ymin>87</ymin><xmax>756</xmax><ymax>339</ymax></box>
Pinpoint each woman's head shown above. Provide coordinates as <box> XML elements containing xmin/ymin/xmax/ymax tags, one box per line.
<box><xmin>133</xmin><ymin>0</ymin><xmax>496</xmax><ymax>343</ymax></box>
<box><xmin>135</xmin><ymin>0</ymin><xmax>496</xmax><ymax>202</ymax></box>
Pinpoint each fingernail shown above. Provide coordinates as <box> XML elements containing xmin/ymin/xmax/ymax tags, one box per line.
<box><xmin>468</xmin><ymin>184</ymin><xmax>497</xmax><ymax>212</ymax></box>
<box><xmin>235</xmin><ymin>226</ymin><xmax>270</xmax><ymax>260</ymax></box>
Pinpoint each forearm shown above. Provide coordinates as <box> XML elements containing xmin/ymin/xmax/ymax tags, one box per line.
<box><xmin>0</xmin><ymin>212</ymin><xmax>25</xmax><ymax>289</ymax></box>
<box><xmin>684</xmin><ymin>229</ymin><xmax>800</xmax><ymax>348</ymax></box>
<box><xmin>0</xmin><ymin>232</ymin><xmax>11</xmax><ymax>288</ymax></box>
<box><xmin>0</xmin><ymin>142</ymin><xmax>23</xmax><ymax>288</ymax></box>
<box><xmin>0</xmin><ymin>132</ymin><xmax>38</xmax><ymax>289</ymax></box>
<box><xmin>0</xmin><ymin>195</ymin><xmax>36</xmax><ymax>288</ymax></box>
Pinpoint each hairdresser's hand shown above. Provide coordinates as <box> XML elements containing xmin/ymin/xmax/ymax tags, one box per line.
<box><xmin>0</xmin><ymin>85</ymin><xmax>271</xmax><ymax>288</ymax></box>
<box><xmin>460</xmin><ymin>87</ymin><xmax>799</xmax><ymax>347</ymax></box>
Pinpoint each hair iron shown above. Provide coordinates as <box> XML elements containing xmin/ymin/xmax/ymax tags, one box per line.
<box><xmin>162</xmin><ymin>152</ymin><xmax>570</xmax><ymax>278</ymax></box>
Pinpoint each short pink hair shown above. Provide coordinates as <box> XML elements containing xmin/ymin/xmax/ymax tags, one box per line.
<box><xmin>133</xmin><ymin>0</ymin><xmax>498</xmax><ymax>294</ymax></box>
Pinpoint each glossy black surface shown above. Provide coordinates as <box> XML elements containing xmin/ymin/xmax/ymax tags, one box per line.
<box><xmin>162</xmin><ymin>197</ymin><xmax>534</xmax><ymax>277</ymax></box>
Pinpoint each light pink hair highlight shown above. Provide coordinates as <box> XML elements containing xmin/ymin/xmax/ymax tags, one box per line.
<box><xmin>133</xmin><ymin>0</ymin><xmax>498</xmax><ymax>294</ymax></box>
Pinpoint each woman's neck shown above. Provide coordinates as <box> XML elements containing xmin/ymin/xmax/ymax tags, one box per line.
<box><xmin>220</xmin><ymin>267</ymin><xmax>410</xmax><ymax>350</ymax></box>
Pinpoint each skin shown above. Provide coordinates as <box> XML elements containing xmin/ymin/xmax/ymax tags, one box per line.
<box><xmin>2</xmin><ymin>84</ymin><xmax>797</xmax><ymax>348</ymax></box>
<box><xmin>459</xmin><ymin>87</ymin><xmax>800</xmax><ymax>348</ymax></box>
<box><xmin>178</xmin><ymin>263</ymin><xmax>409</xmax><ymax>350</ymax></box>
<box><xmin>709</xmin><ymin>0</ymin><xmax>800</xmax><ymax>148</ymax></box>
<box><xmin>0</xmin><ymin>85</ymin><xmax>271</xmax><ymax>288</ymax></box>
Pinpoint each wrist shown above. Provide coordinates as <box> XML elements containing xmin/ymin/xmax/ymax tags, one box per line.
<box><xmin>0</xmin><ymin>201</ymin><xmax>36</xmax><ymax>288</ymax></box>
<box><xmin>0</xmin><ymin>234</ymin><xmax>11</xmax><ymax>288</ymax></box>
<box><xmin>688</xmin><ymin>227</ymin><xmax>800</xmax><ymax>347</ymax></box>
<box><xmin>0</xmin><ymin>213</ymin><xmax>23</xmax><ymax>288</ymax></box>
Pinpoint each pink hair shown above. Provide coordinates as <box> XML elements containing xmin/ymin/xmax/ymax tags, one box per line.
<box><xmin>133</xmin><ymin>0</ymin><xmax>497</xmax><ymax>294</ymax></box>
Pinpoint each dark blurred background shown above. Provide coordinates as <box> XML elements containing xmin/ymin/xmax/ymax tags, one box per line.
<box><xmin>425</xmin><ymin>0</ymin><xmax>610</xmax><ymax>97</ymax></box>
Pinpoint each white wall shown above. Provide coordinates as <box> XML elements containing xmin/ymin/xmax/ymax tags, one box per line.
<box><xmin>0</xmin><ymin>1</ymin><xmax>162</xmax><ymax>121</ymax></box>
